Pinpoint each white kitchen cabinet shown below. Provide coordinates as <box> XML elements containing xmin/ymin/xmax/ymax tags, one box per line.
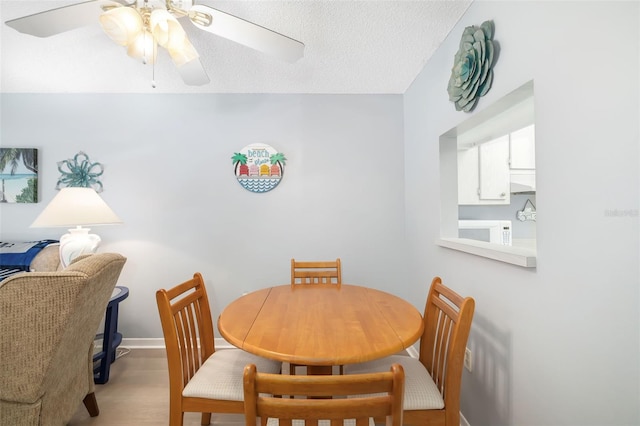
<box><xmin>479</xmin><ymin>135</ymin><xmax>511</xmax><ymax>201</ymax></box>
<box><xmin>509</xmin><ymin>124</ymin><xmax>536</xmax><ymax>192</ymax></box>
<box><xmin>458</xmin><ymin>135</ymin><xmax>510</xmax><ymax>205</ymax></box>
<box><xmin>457</xmin><ymin>146</ymin><xmax>480</xmax><ymax>204</ymax></box>
<box><xmin>510</xmin><ymin>124</ymin><xmax>535</xmax><ymax>169</ymax></box>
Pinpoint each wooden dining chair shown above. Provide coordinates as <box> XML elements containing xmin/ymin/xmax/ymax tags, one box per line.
<box><xmin>344</xmin><ymin>276</ymin><xmax>475</xmax><ymax>426</ymax></box>
<box><xmin>291</xmin><ymin>258</ymin><xmax>342</xmax><ymax>286</ymax></box>
<box><xmin>243</xmin><ymin>362</ymin><xmax>405</xmax><ymax>426</ymax></box>
<box><xmin>156</xmin><ymin>272</ymin><xmax>282</xmax><ymax>426</ymax></box>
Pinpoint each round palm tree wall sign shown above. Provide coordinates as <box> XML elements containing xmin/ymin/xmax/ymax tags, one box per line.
<box><xmin>232</xmin><ymin>144</ymin><xmax>286</xmax><ymax>193</ymax></box>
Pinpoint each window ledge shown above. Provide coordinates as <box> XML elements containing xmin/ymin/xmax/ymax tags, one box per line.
<box><xmin>436</xmin><ymin>238</ymin><xmax>537</xmax><ymax>268</ymax></box>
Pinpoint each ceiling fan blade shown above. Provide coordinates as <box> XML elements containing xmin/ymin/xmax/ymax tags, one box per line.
<box><xmin>5</xmin><ymin>0</ymin><xmax>124</xmax><ymax>38</ymax></box>
<box><xmin>188</xmin><ymin>5</ymin><xmax>304</xmax><ymax>63</ymax></box>
<box><xmin>176</xmin><ymin>58</ymin><xmax>210</xmax><ymax>86</ymax></box>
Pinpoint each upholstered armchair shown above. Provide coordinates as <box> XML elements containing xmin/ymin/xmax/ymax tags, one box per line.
<box><xmin>0</xmin><ymin>253</ymin><xmax>126</xmax><ymax>426</ymax></box>
<box><xmin>27</xmin><ymin>243</ymin><xmax>63</xmax><ymax>273</ymax></box>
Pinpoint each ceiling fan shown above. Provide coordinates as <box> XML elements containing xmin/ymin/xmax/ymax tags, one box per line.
<box><xmin>5</xmin><ymin>0</ymin><xmax>305</xmax><ymax>86</ymax></box>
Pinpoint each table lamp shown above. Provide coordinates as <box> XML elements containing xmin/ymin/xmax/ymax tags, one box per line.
<box><xmin>30</xmin><ymin>187</ymin><xmax>123</xmax><ymax>268</ymax></box>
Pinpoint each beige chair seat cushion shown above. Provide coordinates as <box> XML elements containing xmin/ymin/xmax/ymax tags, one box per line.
<box><xmin>183</xmin><ymin>349</ymin><xmax>281</xmax><ymax>400</ymax></box>
<box><xmin>344</xmin><ymin>355</ymin><xmax>445</xmax><ymax>410</ymax></box>
<box><xmin>267</xmin><ymin>419</ymin><xmax>374</xmax><ymax>426</ymax></box>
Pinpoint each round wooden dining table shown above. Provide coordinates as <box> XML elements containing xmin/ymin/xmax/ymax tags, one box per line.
<box><xmin>217</xmin><ymin>284</ymin><xmax>424</xmax><ymax>374</ymax></box>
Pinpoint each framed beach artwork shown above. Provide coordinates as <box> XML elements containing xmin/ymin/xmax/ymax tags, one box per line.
<box><xmin>0</xmin><ymin>148</ymin><xmax>38</xmax><ymax>203</ymax></box>
<box><xmin>232</xmin><ymin>143</ymin><xmax>286</xmax><ymax>193</ymax></box>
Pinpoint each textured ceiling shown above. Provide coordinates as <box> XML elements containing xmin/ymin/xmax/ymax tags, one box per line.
<box><xmin>0</xmin><ymin>0</ymin><xmax>472</xmax><ymax>94</ymax></box>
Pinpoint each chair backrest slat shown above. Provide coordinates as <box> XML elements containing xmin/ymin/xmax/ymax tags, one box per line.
<box><xmin>243</xmin><ymin>363</ymin><xmax>404</xmax><ymax>426</ymax></box>
<box><xmin>291</xmin><ymin>258</ymin><xmax>342</xmax><ymax>286</ymax></box>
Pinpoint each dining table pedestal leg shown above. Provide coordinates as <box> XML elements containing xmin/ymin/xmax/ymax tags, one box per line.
<box><xmin>306</xmin><ymin>365</ymin><xmax>333</xmax><ymax>375</ymax></box>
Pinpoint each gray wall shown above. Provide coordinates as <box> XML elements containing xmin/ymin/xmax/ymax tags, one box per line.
<box><xmin>0</xmin><ymin>93</ymin><xmax>409</xmax><ymax>338</ymax></box>
<box><xmin>404</xmin><ymin>1</ymin><xmax>639</xmax><ymax>425</ymax></box>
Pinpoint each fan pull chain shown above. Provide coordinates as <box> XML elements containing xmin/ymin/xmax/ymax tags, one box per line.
<box><xmin>152</xmin><ymin>60</ymin><xmax>156</xmax><ymax>89</ymax></box>
<box><xmin>142</xmin><ymin>29</ymin><xmax>156</xmax><ymax>88</ymax></box>
<box><xmin>139</xmin><ymin>0</ymin><xmax>156</xmax><ymax>89</ymax></box>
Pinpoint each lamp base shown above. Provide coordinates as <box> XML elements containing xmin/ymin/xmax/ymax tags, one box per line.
<box><xmin>59</xmin><ymin>226</ymin><xmax>101</xmax><ymax>268</ymax></box>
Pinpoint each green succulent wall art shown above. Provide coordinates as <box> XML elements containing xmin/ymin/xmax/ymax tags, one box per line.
<box><xmin>447</xmin><ymin>20</ymin><xmax>496</xmax><ymax>112</ymax></box>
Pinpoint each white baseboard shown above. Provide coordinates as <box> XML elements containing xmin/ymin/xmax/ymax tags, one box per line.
<box><xmin>460</xmin><ymin>412</ymin><xmax>470</xmax><ymax>426</ymax></box>
<box><xmin>121</xmin><ymin>337</ymin><xmax>234</xmax><ymax>349</ymax></box>
<box><xmin>405</xmin><ymin>345</ymin><xmax>419</xmax><ymax>358</ymax></box>
<box><xmin>120</xmin><ymin>338</ymin><xmax>163</xmax><ymax>348</ymax></box>
<box><xmin>124</xmin><ymin>338</ymin><xmax>421</xmax><ymax>355</ymax></box>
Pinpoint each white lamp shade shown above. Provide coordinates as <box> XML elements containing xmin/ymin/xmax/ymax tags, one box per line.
<box><xmin>31</xmin><ymin>187</ymin><xmax>122</xmax><ymax>228</ymax></box>
<box><xmin>99</xmin><ymin>6</ymin><xmax>143</xmax><ymax>46</ymax></box>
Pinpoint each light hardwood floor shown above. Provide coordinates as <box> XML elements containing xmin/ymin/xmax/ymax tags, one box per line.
<box><xmin>69</xmin><ymin>348</ymin><xmax>400</xmax><ymax>426</ymax></box>
<box><xmin>68</xmin><ymin>348</ymin><xmax>247</xmax><ymax>426</ymax></box>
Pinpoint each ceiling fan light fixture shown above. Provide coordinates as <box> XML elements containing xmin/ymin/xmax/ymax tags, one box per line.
<box><xmin>149</xmin><ymin>9</ymin><xmax>177</xmax><ymax>46</ymax></box>
<box><xmin>148</xmin><ymin>8</ymin><xmax>196</xmax><ymax>66</ymax></box>
<box><xmin>158</xmin><ymin>18</ymin><xmax>188</xmax><ymax>50</ymax></box>
<box><xmin>9</xmin><ymin>0</ymin><xmax>303</xmax><ymax>86</ymax></box>
<box><xmin>127</xmin><ymin>29</ymin><xmax>158</xmax><ymax>64</ymax></box>
<box><xmin>99</xmin><ymin>6</ymin><xmax>143</xmax><ymax>46</ymax></box>
<box><xmin>167</xmin><ymin>36</ymin><xmax>199</xmax><ymax>67</ymax></box>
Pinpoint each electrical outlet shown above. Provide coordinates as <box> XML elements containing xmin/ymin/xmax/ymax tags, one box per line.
<box><xmin>464</xmin><ymin>347</ymin><xmax>472</xmax><ymax>372</ymax></box>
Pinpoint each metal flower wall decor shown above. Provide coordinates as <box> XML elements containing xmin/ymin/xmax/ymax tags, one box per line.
<box><xmin>447</xmin><ymin>20</ymin><xmax>496</xmax><ymax>112</ymax></box>
<box><xmin>56</xmin><ymin>151</ymin><xmax>104</xmax><ymax>192</ymax></box>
